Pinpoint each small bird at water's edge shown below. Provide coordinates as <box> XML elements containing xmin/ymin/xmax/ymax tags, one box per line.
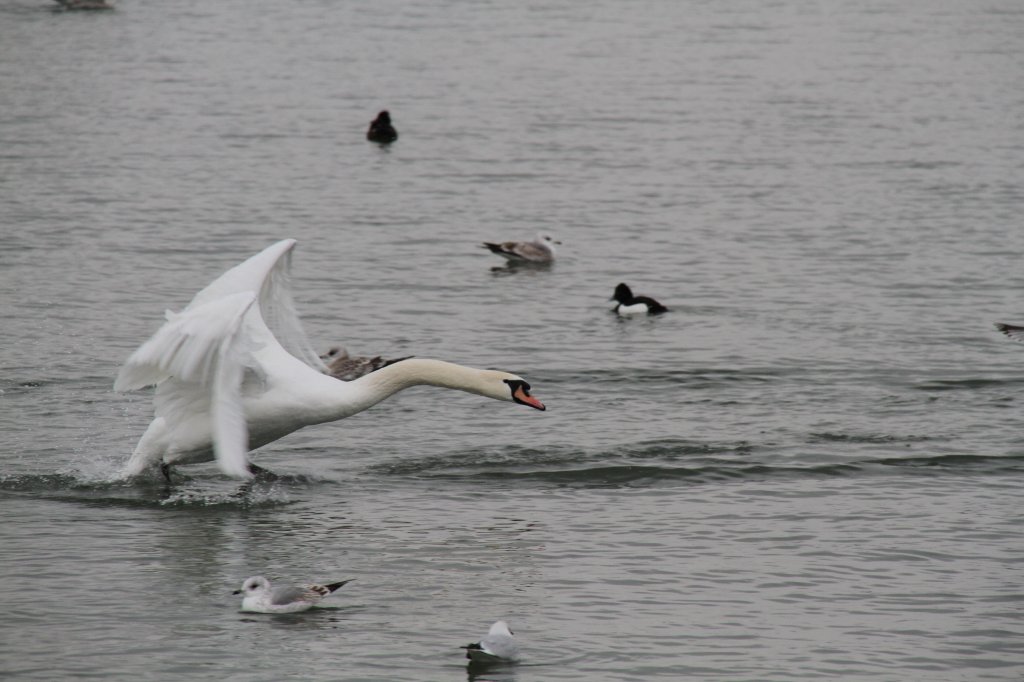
<box><xmin>367</xmin><ymin>110</ymin><xmax>398</xmax><ymax>143</ymax></box>
<box><xmin>611</xmin><ymin>282</ymin><xmax>668</xmax><ymax>315</ymax></box>
<box><xmin>461</xmin><ymin>620</ymin><xmax>521</xmax><ymax>664</ymax></box>
<box><xmin>234</xmin><ymin>576</ymin><xmax>353</xmax><ymax>614</ymax></box>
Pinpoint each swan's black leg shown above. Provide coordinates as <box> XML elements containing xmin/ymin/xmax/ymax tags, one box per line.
<box><xmin>247</xmin><ymin>463</ymin><xmax>279</xmax><ymax>481</ymax></box>
<box><xmin>160</xmin><ymin>462</ymin><xmax>173</xmax><ymax>483</ymax></box>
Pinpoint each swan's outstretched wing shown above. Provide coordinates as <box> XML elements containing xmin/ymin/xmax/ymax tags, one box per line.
<box><xmin>115</xmin><ymin>292</ymin><xmax>257</xmax><ymax>477</ymax></box>
<box><xmin>115</xmin><ymin>240</ymin><xmax>326</xmax><ymax>478</ymax></box>
<box><xmin>186</xmin><ymin>239</ymin><xmax>326</xmax><ymax>372</ymax></box>
<box><xmin>114</xmin><ymin>292</ymin><xmax>255</xmax><ymax>392</ymax></box>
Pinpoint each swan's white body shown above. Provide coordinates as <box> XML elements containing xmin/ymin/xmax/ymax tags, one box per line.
<box><xmin>115</xmin><ymin>239</ymin><xmax>544</xmax><ymax>479</ymax></box>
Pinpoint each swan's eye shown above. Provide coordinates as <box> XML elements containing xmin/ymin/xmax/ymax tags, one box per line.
<box><xmin>503</xmin><ymin>379</ymin><xmax>530</xmax><ymax>395</ymax></box>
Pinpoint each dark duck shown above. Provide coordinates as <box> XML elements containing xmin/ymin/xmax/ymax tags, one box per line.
<box><xmin>611</xmin><ymin>282</ymin><xmax>668</xmax><ymax>316</ymax></box>
<box><xmin>367</xmin><ymin>110</ymin><xmax>398</xmax><ymax>143</ymax></box>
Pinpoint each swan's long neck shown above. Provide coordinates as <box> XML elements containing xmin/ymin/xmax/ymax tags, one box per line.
<box><xmin>311</xmin><ymin>358</ymin><xmax>505</xmax><ymax>424</ymax></box>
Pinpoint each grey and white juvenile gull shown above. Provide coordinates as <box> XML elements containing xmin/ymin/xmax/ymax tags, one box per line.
<box><xmin>461</xmin><ymin>620</ymin><xmax>521</xmax><ymax>664</ymax></box>
<box><xmin>482</xmin><ymin>234</ymin><xmax>560</xmax><ymax>264</ymax></box>
<box><xmin>319</xmin><ymin>347</ymin><xmax>412</xmax><ymax>382</ymax></box>
<box><xmin>233</xmin><ymin>575</ymin><xmax>354</xmax><ymax>614</ymax></box>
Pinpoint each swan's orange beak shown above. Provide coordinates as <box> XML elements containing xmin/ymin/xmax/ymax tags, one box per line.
<box><xmin>513</xmin><ymin>385</ymin><xmax>546</xmax><ymax>411</ymax></box>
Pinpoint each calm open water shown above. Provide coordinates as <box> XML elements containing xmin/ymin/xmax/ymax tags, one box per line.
<box><xmin>2</xmin><ymin>0</ymin><xmax>1024</xmax><ymax>680</ymax></box>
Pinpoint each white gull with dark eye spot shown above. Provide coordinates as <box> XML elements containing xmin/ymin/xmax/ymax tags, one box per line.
<box><xmin>461</xmin><ymin>620</ymin><xmax>521</xmax><ymax>664</ymax></box>
<box><xmin>233</xmin><ymin>575</ymin><xmax>354</xmax><ymax>613</ymax></box>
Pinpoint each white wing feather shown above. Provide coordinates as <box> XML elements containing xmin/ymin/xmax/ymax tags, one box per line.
<box><xmin>115</xmin><ymin>239</ymin><xmax>323</xmax><ymax>478</ymax></box>
<box><xmin>185</xmin><ymin>239</ymin><xmax>325</xmax><ymax>372</ymax></box>
<box><xmin>258</xmin><ymin>247</ymin><xmax>327</xmax><ymax>372</ymax></box>
<box><xmin>114</xmin><ymin>293</ymin><xmax>257</xmax><ymax>391</ymax></box>
<box><xmin>211</xmin><ymin>302</ymin><xmax>253</xmax><ymax>478</ymax></box>
<box><xmin>185</xmin><ymin>240</ymin><xmax>294</xmax><ymax>311</ymax></box>
<box><xmin>115</xmin><ymin>292</ymin><xmax>256</xmax><ymax>478</ymax></box>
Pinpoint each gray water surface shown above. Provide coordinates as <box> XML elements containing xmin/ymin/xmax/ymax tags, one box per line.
<box><xmin>2</xmin><ymin>1</ymin><xmax>1023</xmax><ymax>680</ymax></box>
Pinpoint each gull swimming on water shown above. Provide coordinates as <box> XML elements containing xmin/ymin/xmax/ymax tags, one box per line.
<box><xmin>234</xmin><ymin>576</ymin><xmax>353</xmax><ymax>614</ymax></box>
<box><xmin>482</xmin><ymin>234</ymin><xmax>560</xmax><ymax>264</ymax></box>
<box><xmin>611</xmin><ymin>282</ymin><xmax>668</xmax><ymax>316</ymax></box>
<box><xmin>461</xmin><ymin>620</ymin><xmax>521</xmax><ymax>664</ymax></box>
<box><xmin>114</xmin><ymin>239</ymin><xmax>546</xmax><ymax>481</ymax></box>
<box><xmin>319</xmin><ymin>347</ymin><xmax>412</xmax><ymax>382</ymax></box>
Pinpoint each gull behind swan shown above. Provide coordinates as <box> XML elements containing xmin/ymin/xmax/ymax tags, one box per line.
<box><xmin>320</xmin><ymin>346</ymin><xmax>412</xmax><ymax>382</ymax></box>
<box><xmin>114</xmin><ymin>239</ymin><xmax>545</xmax><ymax>479</ymax></box>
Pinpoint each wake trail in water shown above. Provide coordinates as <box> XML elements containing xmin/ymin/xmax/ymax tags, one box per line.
<box><xmin>369</xmin><ymin>439</ymin><xmax>1024</xmax><ymax>489</ymax></box>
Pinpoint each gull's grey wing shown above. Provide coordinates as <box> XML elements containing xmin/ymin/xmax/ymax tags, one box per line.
<box><xmin>269</xmin><ymin>585</ymin><xmax>313</xmax><ymax>606</ymax></box>
<box><xmin>512</xmin><ymin>241</ymin><xmax>552</xmax><ymax>261</ymax></box>
<box><xmin>483</xmin><ymin>240</ymin><xmax>552</xmax><ymax>263</ymax></box>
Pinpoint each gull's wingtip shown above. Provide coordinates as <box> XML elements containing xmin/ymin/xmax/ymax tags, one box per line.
<box><xmin>995</xmin><ymin>322</ymin><xmax>1024</xmax><ymax>342</ymax></box>
<box><xmin>325</xmin><ymin>579</ymin><xmax>355</xmax><ymax>592</ymax></box>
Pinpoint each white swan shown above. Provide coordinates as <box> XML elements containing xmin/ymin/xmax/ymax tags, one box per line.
<box><xmin>114</xmin><ymin>239</ymin><xmax>545</xmax><ymax>480</ymax></box>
